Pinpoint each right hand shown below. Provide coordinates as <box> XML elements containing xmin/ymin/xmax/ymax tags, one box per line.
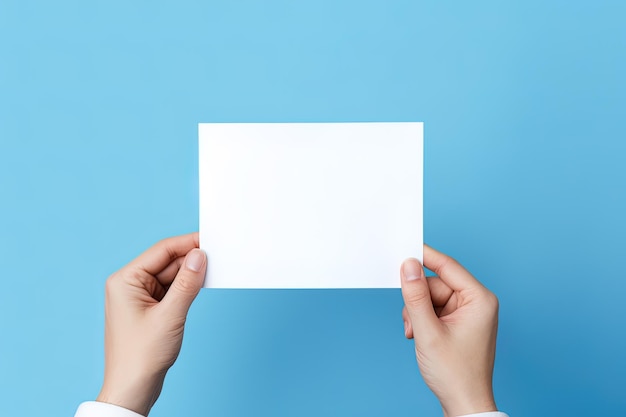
<box><xmin>400</xmin><ymin>245</ymin><xmax>500</xmax><ymax>417</ymax></box>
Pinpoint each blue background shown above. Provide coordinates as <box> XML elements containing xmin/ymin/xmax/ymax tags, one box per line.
<box><xmin>1</xmin><ymin>1</ymin><xmax>625</xmax><ymax>416</ymax></box>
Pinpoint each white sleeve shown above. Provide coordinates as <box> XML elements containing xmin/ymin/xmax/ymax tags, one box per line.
<box><xmin>74</xmin><ymin>401</ymin><xmax>145</xmax><ymax>417</ymax></box>
<box><xmin>73</xmin><ymin>401</ymin><xmax>510</xmax><ymax>417</ymax></box>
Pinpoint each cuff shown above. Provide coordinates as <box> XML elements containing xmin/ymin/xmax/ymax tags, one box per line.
<box><xmin>74</xmin><ymin>401</ymin><xmax>145</xmax><ymax>417</ymax></box>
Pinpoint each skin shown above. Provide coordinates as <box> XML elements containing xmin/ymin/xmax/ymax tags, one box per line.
<box><xmin>401</xmin><ymin>245</ymin><xmax>499</xmax><ymax>417</ymax></box>
<box><xmin>96</xmin><ymin>234</ymin><xmax>499</xmax><ymax>417</ymax></box>
<box><xmin>97</xmin><ymin>233</ymin><xmax>207</xmax><ymax>416</ymax></box>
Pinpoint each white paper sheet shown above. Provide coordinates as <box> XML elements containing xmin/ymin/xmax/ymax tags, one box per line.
<box><xmin>199</xmin><ymin>122</ymin><xmax>423</xmax><ymax>288</ymax></box>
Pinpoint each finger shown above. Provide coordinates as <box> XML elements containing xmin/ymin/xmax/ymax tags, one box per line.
<box><xmin>130</xmin><ymin>233</ymin><xmax>199</xmax><ymax>276</ymax></box>
<box><xmin>426</xmin><ymin>277</ymin><xmax>454</xmax><ymax>308</ymax></box>
<box><xmin>402</xmin><ymin>307</ymin><xmax>413</xmax><ymax>339</ymax></box>
<box><xmin>160</xmin><ymin>249</ymin><xmax>207</xmax><ymax>319</ymax></box>
<box><xmin>115</xmin><ymin>269</ymin><xmax>168</xmax><ymax>302</ymax></box>
<box><xmin>403</xmin><ymin>277</ymin><xmax>452</xmax><ymax>338</ymax></box>
<box><xmin>400</xmin><ymin>258</ymin><xmax>441</xmax><ymax>342</ymax></box>
<box><xmin>150</xmin><ymin>278</ymin><xmax>168</xmax><ymax>302</ymax></box>
<box><xmin>423</xmin><ymin>244</ymin><xmax>483</xmax><ymax>292</ymax></box>
<box><xmin>155</xmin><ymin>256</ymin><xmax>185</xmax><ymax>286</ymax></box>
<box><xmin>437</xmin><ymin>292</ymin><xmax>460</xmax><ymax>318</ymax></box>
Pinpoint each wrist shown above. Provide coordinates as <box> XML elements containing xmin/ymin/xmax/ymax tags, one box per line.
<box><xmin>440</xmin><ymin>391</ymin><xmax>497</xmax><ymax>417</ymax></box>
<box><xmin>97</xmin><ymin>371</ymin><xmax>165</xmax><ymax>416</ymax></box>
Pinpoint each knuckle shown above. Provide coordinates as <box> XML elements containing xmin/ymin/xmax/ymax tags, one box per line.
<box><xmin>478</xmin><ymin>289</ymin><xmax>499</xmax><ymax>312</ymax></box>
<box><xmin>174</xmin><ymin>273</ymin><xmax>197</xmax><ymax>294</ymax></box>
<box><xmin>105</xmin><ymin>268</ymin><xmax>149</xmax><ymax>295</ymax></box>
<box><xmin>129</xmin><ymin>268</ymin><xmax>143</xmax><ymax>281</ymax></box>
<box><xmin>127</xmin><ymin>268</ymin><xmax>152</xmax><ymax>288</ymax></box>
<box><xmin>435</xmin><ymin>254</ymin><xmax>458</xmax><ymax>276</ymax></box>
<box><xmin>157</xmin><ymin>237</ymin><xmax>179</xmax><ymax>262</ymax></box>
<box><xmin>404</xmin><ymin>287</ymin><xmax>430</xmax><ymax>306</ymax></box>
<box><xmin>442</xmin><ymin>254</ymin><xmax>457</xmax><ymax>266</ymax></box>
<box><xmin>487</xmin><ymin>292</ymin><xmax>500</xmax><ymax>311</ymax></box>
<box><xmin>156</xmin><ymin>236</ymin><xmax>172</xmax><ymax>248</ymax></box>
<box><xmin>104</xmin><ymin>273</ymin><xmax>119</xmax><ymax>294</ymax></box>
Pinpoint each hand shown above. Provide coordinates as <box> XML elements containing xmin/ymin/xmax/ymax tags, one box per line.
<box><xmin>400</xmin><ymin>245</ymin><xmax>499</xmax><ymax>417</ymax></box>
<box><xmin>96</xmin><ymin>233</ymin><xmax>207</xmax><ymax>416</ymax></box>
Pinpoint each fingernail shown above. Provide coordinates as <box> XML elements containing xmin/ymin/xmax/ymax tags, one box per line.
<box><xmin>403</xmin><ymin>258</ymin><xmax>422</xmax><ymax>281</ymax></box>
<box><xmin>403</xmin><ymin>321</ymin><xmax>408</xmax><ymax>337</ymax></box>
<box><xmin>185</xmin><ymin>249</ymin><xmax>205</xmax><ymax>272</ymax></box>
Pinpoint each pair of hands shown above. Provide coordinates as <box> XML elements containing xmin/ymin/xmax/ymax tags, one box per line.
<box><xmin>97</xmin><ymin>233</ymin><xmax>499</xmax><ymax>417</ymax></box>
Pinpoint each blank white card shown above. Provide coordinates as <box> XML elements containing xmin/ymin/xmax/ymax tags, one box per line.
<box><xmin>199</xmin><ymin>122</ymin><xmax>423</xmax><ymax>288</ymax></box>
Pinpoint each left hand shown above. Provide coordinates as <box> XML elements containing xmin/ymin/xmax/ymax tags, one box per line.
<box><xmin>96</xmin><ymin>233</ymin><xmax>207</xmax><ymax>416</ymax></box>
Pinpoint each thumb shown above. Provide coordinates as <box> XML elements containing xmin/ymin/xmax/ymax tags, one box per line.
<box><xmin>400</xmin><ymin>258</ymin><xmax>441</xmax><ymax>342</ymax></box>
<box><xmin>160</xmin><ymin>249</ymin><xmax>207</xmax><ymax>319</ymax></box>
